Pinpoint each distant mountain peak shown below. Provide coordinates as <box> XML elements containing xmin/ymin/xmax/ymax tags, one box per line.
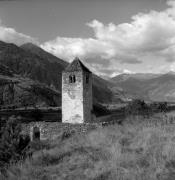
<box><xmin>21</xmin><ymin>42</ymin><xmax>68</xmax><ymax>66</ymax></box>
<box><xmin>167</xmin><ymin>71</ymin><xmax>175</xmax><ymax>75</ymax></box>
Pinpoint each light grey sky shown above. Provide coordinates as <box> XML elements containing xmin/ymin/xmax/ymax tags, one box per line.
<box><xmin>0</xmin><ymin>0</ymin><xmax>174</xmax><ymax>77</ymax></box>
<box><xmin>0</xmin><ymin>0</ymin><xmax>167</xmax><ymax>42</ymax></box>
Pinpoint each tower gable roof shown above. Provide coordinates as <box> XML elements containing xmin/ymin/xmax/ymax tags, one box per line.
<box><xmin>65</xmin><ymin>57</ymin><xmax>91</xmax><ymax>73</ymax></box>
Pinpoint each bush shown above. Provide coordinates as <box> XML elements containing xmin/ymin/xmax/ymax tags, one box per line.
<box><xmin>61</xmin><ymin>129</ymin><xmax>76</xmax><ymax>141</ymax></box>
<box><xmin>125</xmin><ymin>99</ymin><xmax>152</xmax><ymax>117</ymax></box>
<box><xmin>157</xmin><ymin>102</ymin><xmax>168</xmax><ymax>113</ymax></box>
<box><xmin>0</xmin><ymin>116</ymin><xmax>30</xmax><ymax>172</ymax></box>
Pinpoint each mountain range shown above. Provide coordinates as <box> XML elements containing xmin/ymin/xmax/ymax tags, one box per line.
<box><xmin>111</xmin><ymin>72</ymin><xmax>175</xmax><ymax>102</ymax></box>
<box><xmin>0</xmin><ymin>41</ymin><xmax>124</xmax><ymax>108</ymax></box>
<box><xmin>1</xmin><ymin>40</ymin><xmax>175</xmax><ymax>108</ymax></box>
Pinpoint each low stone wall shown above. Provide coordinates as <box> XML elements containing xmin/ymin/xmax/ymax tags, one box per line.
<box><xmin>21</xmin><ymin>122</ymin><xmax>101</xmax><ymax>141</ymax></box>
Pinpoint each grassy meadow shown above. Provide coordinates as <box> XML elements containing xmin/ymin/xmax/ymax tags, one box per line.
<box><xmin>1</xmin><ymin>113</ymin><xmax>175</xmax><ymax>180</ymax></box>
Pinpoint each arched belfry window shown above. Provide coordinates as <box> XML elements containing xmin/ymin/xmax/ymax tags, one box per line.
<box><xmin>69</xmin><ymin>75</ymin><xmax>72</xmax><ymax>83</ymax></box>
<box><xmin>69</xmin><ymin>75</ymin><xmax>76</xmax><ymax>83</ymax></box>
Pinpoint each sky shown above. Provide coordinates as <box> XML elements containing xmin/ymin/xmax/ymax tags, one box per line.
<box><xmin>0</xmin><ymin>0</ymin><xmax>175</xmax><ymax>77</ymax></box>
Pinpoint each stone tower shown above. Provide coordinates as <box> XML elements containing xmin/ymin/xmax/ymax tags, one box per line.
<box><xmin>62</xmin><ymin>57</ymin><xmax>92</xmax><ymax>123</ymax></box>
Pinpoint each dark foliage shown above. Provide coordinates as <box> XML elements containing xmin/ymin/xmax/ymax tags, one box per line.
<box><xmin>125</xmin><ymin>99</ymin><xmax>152</xmax><ymax>117</ymax></box>
<box><xmin>31</xmin><ymin>109</ymin><xmax>43</xmax><ymax>121</ymax></box>
<box><xmin>125</xmin><ymin>99</ymin><xmax>169</xmax><ymax>118</ymax></box>
<box><xmin>0</xmin><ymin>116</ymin><xmax>30</xmax><ymax>172</ymax></box>
<box><xmin>149</xmin><ymin>102</ymin><xmax>168</xmax><ymax>113</ymax></box>
<box><xmin>93</xmin><ymin>104</ymin><xmax>111</xmax><ymax>117</ymax></box>
<box><xmin>157</xmin><ymin>102</ymin><xmax>168</xmax><ymax>113</ymax></box>
<box><xmin>61</xmin><ymin>130</ymin><xmax>75</xmax><ymax>141</ymax></box>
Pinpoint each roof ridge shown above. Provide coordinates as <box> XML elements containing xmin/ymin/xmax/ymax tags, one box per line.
<box><xmin>65</xmin><ymin>57</ymin><xmax>91</xmax><ymax>73</ymax></box>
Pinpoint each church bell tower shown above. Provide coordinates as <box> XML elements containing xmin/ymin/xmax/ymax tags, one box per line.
<box><xmin>62</xmin><ymin>57</ymin><xmax>92</xmax><ymax>123</ymax></box>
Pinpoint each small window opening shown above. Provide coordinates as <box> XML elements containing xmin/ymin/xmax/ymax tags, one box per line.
<box><xmin>69</xmin><ymin>75</ymin><xmax>76</xmax><ymax>83</ymax></box>
<box><xmin>32</xmin><ymin>126</ymin><xmax>40</xmax><ymax>141</ymax></box>
<box><xmin>69</xmin><ymin>75</ymin><xmax>72</xmax><ymax>83</ymax></box>
<box><xmin>86</xmin><ymin>75</ymin><xmax>89</xmax><ymax>83</ymax></box>
<box><xmin>73</xmin><ymin>75</ymin><xmax>76</xmax><ymax>83</ymax></box>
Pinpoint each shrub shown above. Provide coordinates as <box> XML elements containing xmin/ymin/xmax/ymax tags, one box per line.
<box><xmin>157</xmin><ymin>102</ymin><xmax>168</xmax><ymax>113</ymax></box>
<box><xmin>61</xmin><ymin>129</ymin><xmax>76</xmax><ymax>141</ymax></box>
<box><xmin>125</xmin><ymin>99</ymin><xmax>152</xmax><ymax>117</ymax></box>
<box><xmin>0</xmin><ymin>116</ymin><xmax>30</xmax><ymax>172</ymax></box>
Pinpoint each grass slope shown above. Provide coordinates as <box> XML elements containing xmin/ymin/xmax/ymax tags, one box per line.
<box><xmin>2</xmin><ymin>114</ymin><xmax>175</xmax><ymax>180</ymax></box>
<box><xmin>0</xmin><ymin>74</ymin><xmax>61</xmax><ymax>107</ymax></box>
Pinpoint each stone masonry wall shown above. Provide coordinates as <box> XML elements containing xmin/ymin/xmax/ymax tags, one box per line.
<box><xmin>83</xmin><ymin>72</ymin><xmax>93</xmax><ymax>123</ymax></box>
<box><xmin>21</xmin><ymin>122</ymin><xmax>101</xmax><ymax>141</ymax></box>
<box><xmin>22</xmin><ymin>122</ymin><xmax>62</xmax><ymax>141</ymax></box>
<box><xmin>62</xmin><ymin>71</ymin><xmax>84</xmax><ymax>123</ymax></box>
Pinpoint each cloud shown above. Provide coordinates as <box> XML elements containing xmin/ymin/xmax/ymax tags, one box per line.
<box><xmin>41</xmin><ymin>0</ymin><xmax>175</xmax><ymax>76</ymax></box>
<box><xmin>85</xmin><ymin>61</ymin><xmax>134</xmax><ymax>77</ymax></box>
<box><xmin>110</xmin><ymin>69</ymin><xmax>135</xmax><ymax>78</ymax></box>
<box><xmin>0</xmin><ymin>19</ymin><xmax>38</xmax><ymax>46</ymax></box>
<box><xmin>1</xmin><ymin>1</ymin><xmax>175</xmax><ymax>76</ymax></box>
